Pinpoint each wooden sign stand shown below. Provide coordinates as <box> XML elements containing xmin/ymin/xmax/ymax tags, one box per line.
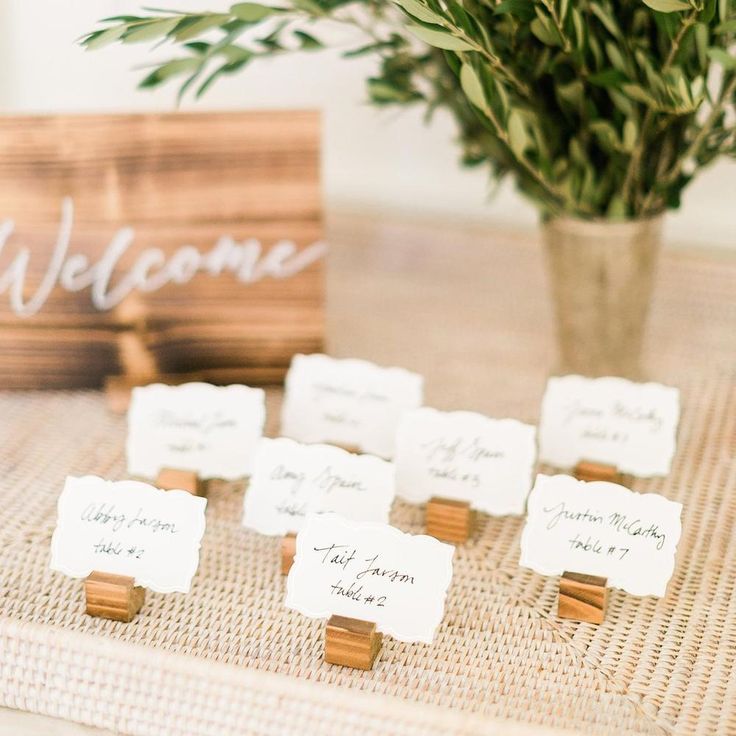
<box><xmin>324</xmin><ymin>615</ymin><xmax>382</xmax><ymax>670</ymax></box>
<box><xmin>426</xmin><ymin>497</ymin><xmax>475</xmax><ymax>544</ymax></box>
<box><xmin>573</xmin><ymin>460</ymin><xmax>622</xmax><ymax>484</ymax></box>
<box><xmin>558</xmin><ymin>571</ymin><xmax>608</xmax><ymax>624</ymax></box>
<box><xmin>83</xmin><ymin>472</ymin><xmax>202</xmax><ymax>622</ymax></box>
<box><xmin>84</xmin><ymin>571</ymin><xmax>145</xmax><ymax>623</ymax></box>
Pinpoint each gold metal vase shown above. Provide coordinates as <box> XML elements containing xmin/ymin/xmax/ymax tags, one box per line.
<box><xmin>542</xmin><ymin>215</ymin><xmax>663</xmax><ymax>379</ymax></box>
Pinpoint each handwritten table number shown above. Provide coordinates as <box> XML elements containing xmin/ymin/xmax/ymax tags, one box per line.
<box><xmin>538</xmin><ymin>375</ymin><xmax>680</xmax><ymax>477</ymax></box>
<box><xmin>286</xmin><ymin>513</ymin><xmax>455</xmax><ymax>643</ymax></box>
<box><xmin>280</xmin><ymin>354</ymin><xmax>423</xmax><ymax>459</ymax></box>
<box><xmin>50</xmin><ymin>475</ymin><xmax>207</xmax><ymax>593</ymax></box>
<box><xmin>395</xmin><ymin>408</ymin><xmax>537</xmax><ymax>515</ymax></box>
<box><xmin>243</xmin><ymin>438</ymin><xmax>395</xmax><ymax>536</ymax></box>
<box><xmin>127</xmin><ymin>382</ymin><xmax>266</xmax><ymax>480</ymax></box>
<box><xmin>520</xmin><ymin>474</ymin><xmax>682</xmax><ymax>597</ymax></box>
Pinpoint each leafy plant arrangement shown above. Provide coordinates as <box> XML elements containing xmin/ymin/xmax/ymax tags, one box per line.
<box><xmin>83</xmin><ymin>0</ymin><xmax>735</xmax><ymax>220</ymax></box>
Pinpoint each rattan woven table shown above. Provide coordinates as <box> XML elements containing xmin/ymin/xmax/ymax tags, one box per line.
<box><xmin>1</xmin><ymin>214</ymin><xmax>734</xmax><ymax>736</ymax></box>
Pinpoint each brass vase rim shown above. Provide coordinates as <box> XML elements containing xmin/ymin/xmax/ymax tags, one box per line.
<box><xmin>544</xmin><ymin>213</ymin><xmax>664</xmax><ymax>236</ymax></box>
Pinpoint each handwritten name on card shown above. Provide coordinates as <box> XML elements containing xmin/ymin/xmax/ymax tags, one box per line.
<box><xmin>50</xmin><ymin>475</ymin><xmax>207</xmax><ymax>593</ymax></box>
<box><xmin>520</xmin><ymin>474</ymin><xmax>682</xmax><ymax>597</ymax></box>
<box><xmin>242</xmin><ymin>438</ymin><xmax>395</xmax><ymax>536</ymax></box>
<box><xmin>127</xmin><ymin>383</ymin><xmax>266</xmax><ymax>480</ymax></box>
<box><xmin>280</xmin><ymin>354</ymin><xmax>423</xmax><ymax>459</ymax></box>
<box><xmin>395</xmin><ymin>408</ymin><xmax>537</xmax><ymax>515</ymax></box>
<box><xmin>538</xmin><ymin>375</ymin><xmax>680</xmax><ymax>477</ymax></box>
<box><xmin>286</xmin><ymin>514</ymin><xmax>454</xmax><ymax>643</ymax></box>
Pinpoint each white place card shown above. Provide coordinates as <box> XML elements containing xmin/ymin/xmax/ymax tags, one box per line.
<box><xmin>243</xmin><ymin>438</ymin><xmax>395</xmax><ymax>536</ymax></box>
<box><xmin>395</xmin><ymin>408</ymin><xmax>537</xmax><ymax>515</ymax></box>
<box><xmin>538</xmin><ymin>375</ymin><xmax>680</xmax><ymax>477</ymax></box>
<box><xmin>286</xmin><ymin>513</ymin><xmax>454</xmax><ymax>643</ymax></box>
<box><xmin>280</xmin><ymin>354</ymin><xmax>423</xmax><ymax>459</ymax></box>
<box><xmin>127</xmin><ymin>382</ymin><xmax>266</xmax><ymax>480</ymax></box>
<box><xmin>50</xmin><ymin>475</ymin><xmax>207</xmax><ymax>594</ymax></box>
<box><xmin>520</xmin><ymin>474</ymin><xmax>682</xmax><ymax>597</ymax></box>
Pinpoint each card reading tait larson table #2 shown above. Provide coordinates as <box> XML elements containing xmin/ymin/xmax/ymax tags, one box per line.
<box><xmin>286</xmin><ymin>514</ymin><xmax>455</xmax><ymax>644</ymax></box>
<box><xmin>243</xmin><ymin>438</ymin><xmax>395</xmax><ymax>536</ymax></box>
<box><xmin>538</xmin><ymin>375</ymin><xmax>680</xmax><ymax>477</ymax></box>
<box><xmin>280</xmin><ymin>354</ymin><xmax>423</xmax><ymax>459</ymax></box>
<box><xmin>520</xmin><ymin>474</ymin><xmax>683</xmax><ymax>597</ymax></box>
<box><xmin>50</xmin><ymin>475</ymin><xmax>207</xmax><ymax>594</ymax></box>
<box><xmin>126</xmin><ymin>382</ymin><xmax>266</xmax><ymax>480</ymax></box>
<box><xmin>395</xmin><ymin>407</ymin><xmax>537</xmax><ymax>515</ymax></box>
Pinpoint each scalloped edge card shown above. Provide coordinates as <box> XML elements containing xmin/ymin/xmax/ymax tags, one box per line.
<box><xmin>285</xmin><ymin>513</ymin><xmax>454</xmax><ymax>643</ymax></box>
<box><xmin>127</xmin><ymin>382</ymin><xmax>266</xmax><ymax>480</ymax></box>
<box><xmin>280</xmin><ymin>354</ymin><xmax>423</xmax><ymax>459</ymax></box>
<box><xmin>243</xmin><ymin>438</ymin><xmax>395</xmax><ymax>536</ymax></box>
<box><xmin>50</xmin><ymin>475</ymin><xmax>207</xmax><ymax>594</ymax></box>
<box><xmin>538</xmin><ymin>375</ymin><xmax>680</xmax><ymax>477</ymax></box>
<box><xmin>395</xmin><ymin>408</ymin><xmax>537</xmax><ymax>515</ymax></box>
<box><xmin>520</xmin><ymin>474</ymin><xmax>682</xmax><ymax>597</ymax></box>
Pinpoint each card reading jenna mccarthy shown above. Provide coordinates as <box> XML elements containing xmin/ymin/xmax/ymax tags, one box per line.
<box><xmin>126</xmin><ymin>382</ymin><xmax>266</xmax><ymax>480</ymax></box>
<box><xmin>286</xmin><ymin>513</ymin><xmax>455</xmax><ymax>643</ymax></box>
<box><xmin>520</xmin><ymin>474</ymin><xmax>683</xmax><ymax>597</ymax></box>
<box><xmin>395</xmin><ymin>408</ymin><xmax>537</xmax><ymax>515</ymax></box>
<box><xmin>243</xmin><ymin>438</ymin><xmax>395</xmax><ymax>536</ymax></box>
<box><xmin>280</xmin><ymin>354</ymin><xmax>423</xmax><ymax>459</ymax></box>
<box><xmin>50</xmin><ymin>475</ymin><xmax>207</xmax><ymax>594</ymax></box>
<box><xmin>538</xmin><ymin>375</ymin><xmax>680</xmax><ymax>477</ymax></box>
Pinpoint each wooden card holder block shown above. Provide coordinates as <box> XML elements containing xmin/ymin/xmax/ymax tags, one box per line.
<box><xmin>573</xmin><ymin>460</ymin><xmax>622</xmax><ymax>484</ymax></box>
<box><xmin>324</xmin><ymin>615</ymin><xmax>382</xmax><ymax>670</ymax></box>
<box><xmin>558</xmin><ymin>571</ymin><xmax>608</xmax><ymax>624</ymax></box>
<box><xmin>426</xmin><ymin>497</ymin><xmax>475</xmax><ymax>544</ymax></box>
<box><xmin>281</xmin><ymin>532</ymin><xmax>297</xmax><ymax>576</ymax></box>
<box><xmin>85</xmin><ymin>571</ymin><xmax>145</xmax><ymax>623</ymax></box>
<box><xmin>156</xmin><ymin>468</ymin><xmax>204</xmax><ymax>497</ymax></box>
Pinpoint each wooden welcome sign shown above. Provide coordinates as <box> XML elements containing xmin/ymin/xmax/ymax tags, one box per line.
<box><xmin>0</xmin><ymin>111</ymin><xmax>324</xmax><ymax>389</ymax></box>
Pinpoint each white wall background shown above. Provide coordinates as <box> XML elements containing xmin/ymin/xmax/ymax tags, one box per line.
<box><xmin>0</xmin><ymin>0</ymin><xmax>734</xmax><ymax>248</ymax></box>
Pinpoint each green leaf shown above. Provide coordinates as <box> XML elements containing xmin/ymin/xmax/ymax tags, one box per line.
<box><xmin>590</xmin><ymin>2</ymin><xmax>622</xmax><ymax>38</ymax></box>
<box><xmin>393</xmin><ymin>0</ymin><xmax>444</xmax><ymax>25</ymax></box>
<box><xmin>623</xmin><ymin>119</ymin><xmax>638</xmax><ymax>152</ymax></box>
<box><xmin>83</xmin><ymin>25</ymin><xmax>127</xmax><ymax>50</ymax></box>
<box><xmin>291</xmin><ymin>0</ymin><xmax>326</xmax><ymax>15</ymax></box>
<box><xmin>123</xmin><ymin>17</ymin><xmax>180</xmax><ymax>43</ymax></box>
<box><xmin>707</xmin><ymin>47</ymin><xmax>736</xmax><ymax>67</ymax></box>
<box><xmin>715</xmin><ymin>19</ymin><xmax>736</xmax><ymax>32</ymax></box>
<box><xmin>557</xmin><ymin>79</ymin><xmax>584</xmax><ymax>106</ymax></box>
<box><xmin>460</xmin><ymin>63</ymin><xmax>488</xmax><ymax>112</ymax></box>
<box><xmin>530</xmin><ymin>17</ymin><xmax>560</xmax><ymax>46</ymax></box>
<box><xmin>588</xmin><ymin>68</ymin><xmax>628</xmax><ymax>87</ymax></box>
<box><xmin>231</xmin><ymin>3</ymin><xmax>278</xmax><ymax>21</ymax></box>
<box><xmin>641</xmin><ymin>0</ymin><xmax>691</xmax><ymax>12</ymax></box>
<box><xmin>590</xmin><ymin>120</ymin><xmax>621</xmax><ymax>152</ymax></box>
<box><xmin>407</xmin><ymin>24</ymin><xmax>474</xmax><ymax>51</ymax></box>
<box><xmin>294</xmin><ymin>30</ymin><xmax>323</xmax><ymax>49</ymax></box>
<box><xmin>507</xmin><ymin>109</ymin><xmax>529</xmax><ymax>158</ymax></box>
<box><xmin>173</xmin><ymin>15</ymin><xmax>230</xmax><ymax>41</ymax></box>
<box><xmin>139</xmin><ymin>58</ymin><xmax>200</xmax><ymax>88</ymax></box>
<box><xmin>607</xmin><ymin>194</ymin><xmax>628</xmax><ymax>219</ymax></box>
<box><xmin>494</xmin><ymin>0</ymin><xmax>536</xmax><ymax>21</ymax></box>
